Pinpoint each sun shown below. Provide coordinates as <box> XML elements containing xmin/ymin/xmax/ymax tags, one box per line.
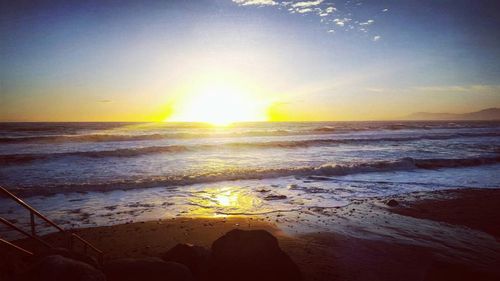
<box><xmin>167</xmin><ymin>84</ymin><xmax>269</xmax><ymax>126</ymax></box>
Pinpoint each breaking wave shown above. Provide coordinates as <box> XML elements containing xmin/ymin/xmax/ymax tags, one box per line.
<box><xmin>1</xmin><ymin>132</ymin><xmax>499</xmax><ymax>165</ymax></box>
<box><xmin>1</xmin><ymin>124</ymin><xmax>498</xmax><ymax>144</ymax></box>
<box><xmin>4</xmin><ymin>156</ymin><xmax>499</xmax><ymax>197</ymax></box>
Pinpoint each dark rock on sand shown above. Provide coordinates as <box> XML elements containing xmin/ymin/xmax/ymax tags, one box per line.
<box><xmin>387</xmin><ymin>199</ymin><xmax>399</xmax><ymax>207</ymax></box>
<box><xmin>207</xmin><ymin>229</ymin><xmax>302</xmax><ymax>281</ymax></box>
<box><xmin>38</xmin><ymin>247</ymin><xmax>99</xmax><ymax>268</ymax></box>
<box><xmin>19</xmin><ymin>255</ymin><xmax>105</xmax><ymax>281</ymax></box>
<box><xmin>264</xmin><ymin>194</ymin><xmax>287</xmax><ymax>200</ymax></box>
<box><xmin>104</xmin><ymin>257</ymin><xmax>193</xmax><ymax>281</ymax></box>
<box><xmin>161</xmin><ymin>243</ymin><xmax>210</xmax><ymax>279</ymax></box>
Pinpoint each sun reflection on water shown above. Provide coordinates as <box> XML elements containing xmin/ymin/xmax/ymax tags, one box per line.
<box><xmin>215</xmin><ymin>190</ymin><xmax>237</xmax><ymax>206</ymax></box>
<box><xmin>187</xmin><ymin>186</ymin><xmax>264</xmax><ymax>217</ymax></box>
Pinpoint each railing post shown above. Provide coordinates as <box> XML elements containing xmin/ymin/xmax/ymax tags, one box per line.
<box><xmin>68</xmin><ymin>233</ymin><xmax>73</xmax><ymax>251</ymax></box>
<box><xmin>30</xmin><ymin>211</ymin><xmax>36</xmax><ymax>236</ymax></box>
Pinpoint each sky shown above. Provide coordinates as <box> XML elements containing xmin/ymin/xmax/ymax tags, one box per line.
<box><xmin>1</xmin><ymin>0</ymin><xmax>499</xmax><ymax>122</ymax></box>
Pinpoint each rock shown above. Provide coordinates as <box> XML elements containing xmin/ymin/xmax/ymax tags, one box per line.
<box><xmin>104</xmin><ymin>257</ymin><xmax>193</xmax><ymax>281</ymax></box>
<box><xmin>387</xmin><ymin>199</ymin><xmax>399</xmax><ymax>207</ymax></box>
<box><xmin>19</xmin><ymin>255</ymin><xmax>105</xmax><ymax>281</ymax></box>
<box><xmin>207</xmin><ymin>229</ymin><xmax>302</xmax><ymax>281</ymax></box>
<box><xmin>161</xmin><ymin>243</ymin><xmax>210</xmax><ymax>279</ymax></box>
<box><xmin>1</xmin><ymin>251</ymin><xmax>31</xmax><ymax>281</ymax></box>
<box><xmin>264</xmin><ymin>194</ymin><xmax>287</xmax><ymax>201</ymax></box>
<box><xmin>38</xmin><ymin>247</ymin><xmax>99</xmax><ymax>269</ymax></box>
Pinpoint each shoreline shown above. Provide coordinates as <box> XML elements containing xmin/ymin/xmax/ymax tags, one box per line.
<box><xmin>3</xmin><ymin>160</ymin><xmax>499</xmax><ymax>199</ymax></box>
<box><xmin>4</xmin><ymin>187</ymin><xmax>500</xmax><ymax>280</ymax></box>
<box><xmin>2</xmin><ymin>162</ymin><xmax>499</xmax><ymax>240</ymax></box>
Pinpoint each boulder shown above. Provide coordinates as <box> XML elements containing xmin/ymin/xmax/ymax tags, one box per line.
<box><xmin>19</xmin><ymin>255</ymin><xmax>105</xmax><ymax>281</ymax></box>
<box><xmin>38</xmin><ymin>247</ymin><xmax>99</xmax><ymax>268</ymax></box>
<box><xmin>161</xmin><ymin>243</ymin><xmax>210</xmax><ymax>279</ymax></box>
<box><xmin>387</xmin><ymin>199</ymin><xmax>399</xmax><ymax>207</ymax></box>
<box><xmin>207</xmin><ymin>229</ymin><xmax>302</xmax><ymax>281</ymax></box>
<box><xmin>104</xmin><ymin>257</ymin><xmax>193</xmax><ymax>281</ymax></box>
<box><xmin>264</xmin><ymin>194</ymin><xmax>287</xmax><ymax>201</ymax></box>
<box><xmin>1</xmin><ymin>251</ymin><xmax>32</xmax><ymax>281</ymax></box>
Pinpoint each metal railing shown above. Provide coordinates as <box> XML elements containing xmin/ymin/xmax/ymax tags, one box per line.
<box><xmin>0</xmin><ymin>186</ymin><xmax>103</xmax><ymax>265</ymax></box>
<box><xmin>0</xmin><ymin>237</ymin><xmax>34</xmax><ymax>256</ymax></box>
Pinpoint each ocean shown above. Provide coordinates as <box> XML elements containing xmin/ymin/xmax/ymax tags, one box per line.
<box><xmin>1</xmin><ymin>121</ymin><xmax>499</xmax><ymax>237</ymax></box>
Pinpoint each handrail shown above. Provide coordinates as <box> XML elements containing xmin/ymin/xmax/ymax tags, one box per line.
<box><xmin>71</xmin><ymin>233</ymin><xmax>102</xmax><ymax>254</ymax></box>
<box><xmin>0</xmin><ymin>186</ymin><xmax>64</xmax><ymax>232</ymax></box>
<box><xmin>0</xmin><ymin>186</ymin><xmax>103</xmax><ymax>265</ymax></box>
<box><xmin>0</xmin><ymin>217</ymin><xmax>52</xmax><ymax>248</ymax></box>
<box><xmin>0</xmin><ymin>237</ymin><xmax>34</xmax><ymax>256</ymax></box>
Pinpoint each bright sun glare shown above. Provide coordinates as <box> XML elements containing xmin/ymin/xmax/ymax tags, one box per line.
<box><xmin>167</xmin><ymin>84</ymin><xmax>269</xmax><ymax>126</ymax></box>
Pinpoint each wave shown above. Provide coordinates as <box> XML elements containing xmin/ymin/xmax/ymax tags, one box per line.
<box><xmin>2</xmin><ymin>122</ymin><xmax>499</xmax><ymax>144</ymax></box>
<box><xmin>1</xmin><ymin>132</ymin><xmax>499</xmax><ymax>165</ymax></box>
<box><xmin>0</xmin><ymin>133</ymin><xmax>186</xmax><ymax>144</ymax></box>
<box><xmin>313</xmin><ymin>126</ymin><xmax>336</xmax><ymax>132</ymax></box>
<box><xmin>0</xmin><ymin>130</ymin><xmax>300</xmax><ymax>144</ymax></box>
<box><xmin>0</xmin><ymin>145</ymin><xmax>190</xmax><ymax>165</ymax></box>
<box><xmin>3</xmin><ymin>156</ymin><xmax>499</xmax><ymax>197</ymax></box>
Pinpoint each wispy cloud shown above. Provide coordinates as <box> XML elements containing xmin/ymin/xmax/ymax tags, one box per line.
<box><xmin>296</xmin><ymin>8</ymin><xmax>313</xmax><ymax>13</ymax></box>
<box><xmin>365</xmin><ymin>85</ymin><xmax>500</xmax><ymax>94</ymax></box>
<box><xmin>232</xmin><ymin>0</ymin><xmax>278</xmax><ymax>6</ymax></box>
<box><xmin>360</xmin><ymin>19</ymin><xmax>374</xmax><ymax>26</ymax></box>
<box><xmin>290</xmin><ymin>0</ymin><xmax>323</xmax><ymax>8</ymax></box>
<box><xmin>364</xmin><ymin>87</ymin><xmax>385</xmax><ymax>93</ymax></box>
<box><xmin>231</xmin><ymin>0</ymin><xmax>387</xmax><ymax>37</ymax></box>
<box><xmin>415</xmin><ymin>85</ymin><xmax>500</xmax><ymax>93</ymax></box>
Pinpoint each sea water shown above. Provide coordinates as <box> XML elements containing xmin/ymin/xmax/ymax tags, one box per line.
<box><xmin>0</xmin><ymin>121</ymin><xmax>499</xmax><ymax>237</ymax></box>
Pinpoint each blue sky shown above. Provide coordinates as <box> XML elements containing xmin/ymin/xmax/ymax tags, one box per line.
<box><xmin>1</xmin><ymin>0</ymin><xmax>499</xmax><ymax>121</ymax></box>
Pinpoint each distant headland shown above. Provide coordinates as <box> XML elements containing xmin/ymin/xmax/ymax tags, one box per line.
<box><xmin>404</xmin><ymin>108</ymin><xmax>500</xmax><ymax>120</ymax></box>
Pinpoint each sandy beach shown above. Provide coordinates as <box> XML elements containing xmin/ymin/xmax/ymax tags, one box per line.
<box><xmin>3</xmin><ymin>187</ymin><xmax>499</xmax><ymax>281</ymax></box>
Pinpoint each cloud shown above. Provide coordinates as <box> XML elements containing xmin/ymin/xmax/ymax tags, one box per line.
<box><xmin>291</xmin><ymin>0</ymin><xmax>323</xmax><ymax>8</ymax></box>
<box><xmin>415</xmin><ymin>85</ymin><xmax>500</xmax><ymax>93</ymax></box>
<box><xmin>325</xmin><ymin>6</ymin><xmax>336</xmax><ymax>13</ymax></box>
<box><xmin>334</xmin><ymin>18</ymin><xmax>349</xmax><ymax>27</ymax></box>
<box><xmin>372</xmin><ymin>35</ymin><xmax>381</xmax><ymax>41</ymax></box>
<box><xmin>365</xmin><ymin>85</ymin><xmax>500</xmax><ymax>94</ymax></box>
<box><xmin>98</xmin><ymin>99</ymin><xmax>113</xmax><ymax>103</ymax></box>
<box><xmin>360</xmin><ymin>19</ymin><xmax>374</xmax><ymax>26</ymax></box>
<box><xmin>232</xmin><ymin>0</ymin><xmax>278</xmax><ymax>6</ymax></box>
<box><xmin>296</xmin><ymin>8</ymin><xmax>313</xmax><ymax>13</ymax></box>
<box><xmin>365</xmin><ymin>88</ymin><xmax>385</xmax><ymax>93</ymax></box>
<box><xmin>231</xmin><ymin>0</ymin><xmax>385</xmax><ymax>37</ymax></box>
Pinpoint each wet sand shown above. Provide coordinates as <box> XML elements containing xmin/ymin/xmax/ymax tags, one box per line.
<box><xmin>391</xmin><ymin>188</ymin><xmax>500</xmax><ymax>238</ymax></box>
<box><xmin>7</xmin><ymin>188</ymin><xmax>500</xmax><ymax>281</ymax></box>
